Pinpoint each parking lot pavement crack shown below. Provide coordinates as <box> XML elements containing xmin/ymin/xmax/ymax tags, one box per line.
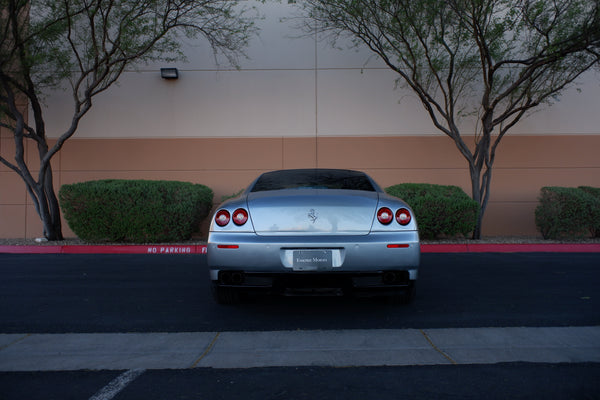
<box><xmin>0</xmin><ymin>333</ymin><xmax>30</xmax><ymax>351</ymax></box>
<box><xmin>420</xmin><ymin>329</ymin><xmax>458</xmax><ymax>365</ymax></box>
<box><xmin>190</xmin><ymin>332</ymin><xmax>221</xmax><ymax>368</ymax></box>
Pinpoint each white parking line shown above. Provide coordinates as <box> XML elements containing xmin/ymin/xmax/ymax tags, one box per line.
<box><xmin>89</xmin><ymin>369</ymin><xmax>145</xmax><ymax>400</ymax></box>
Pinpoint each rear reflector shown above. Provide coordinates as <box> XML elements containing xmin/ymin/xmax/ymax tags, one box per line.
<box><xmin>387</xmin><ymin>244</ymin><xmax>410</xmax><ymax>248</ymax></box>
<box><xmin>217</xmin><ymin>244</ymin><xmax>239</xmax><ymax>249</ymax></box>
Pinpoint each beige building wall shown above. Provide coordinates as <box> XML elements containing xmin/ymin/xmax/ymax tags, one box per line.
<box><xmin>1</xmin><ymin>2</ymin><xmax>599</xmax><ymax>239</ymax></box>
<box><xmin>2</xmin><ymin>134</ymin><xmax>599</xmax><ymax>239</ymax></box>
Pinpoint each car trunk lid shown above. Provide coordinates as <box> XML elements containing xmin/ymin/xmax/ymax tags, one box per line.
<box><xmin>247</xmin><ymin>189</ymin><xmax>378</xmax><ymax>236</ymax></box>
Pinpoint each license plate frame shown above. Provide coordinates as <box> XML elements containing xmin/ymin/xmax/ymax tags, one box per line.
<box><xmin>292</xmin><ymin>250</ymin><xmax>333</xmax><ymax>271</ymax></box>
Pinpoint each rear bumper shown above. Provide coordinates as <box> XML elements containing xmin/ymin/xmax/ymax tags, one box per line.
<box><xmin>211</xmin><ymin>270</ymin><xmax>415</xmax><ymax>296</ymax></box>
<box><xmin>207</xmin><ymin>231</ymin><xmax>420</xmax><ymax>282</ymax></box>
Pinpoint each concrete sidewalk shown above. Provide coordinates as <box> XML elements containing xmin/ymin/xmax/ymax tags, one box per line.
<box><xmin>1</xmin><ymin>326</ymin><xmax>599</xmax><ymax>371</ymax></box>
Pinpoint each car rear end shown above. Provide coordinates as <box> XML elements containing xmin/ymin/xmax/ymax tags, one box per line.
<box><xmin>207</xmin><ymin>170</ymin><xmax>420</xmax><ymax>304</ymax></box>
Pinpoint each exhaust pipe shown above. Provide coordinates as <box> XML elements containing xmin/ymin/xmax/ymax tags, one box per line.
<box><xmin>231</xmin><ymin>272</ymin><xmax>244</xmax><ymax>285</ymax></box>
<box><xmin>382</xmin><ymin>271</ymin><xmax>409</xmax><ymax>285</ymax></box>
<box><xmin>382</xmin><ymin>271</ymin><xmax>398</xmax><ymax>284</ymax></box>
<box><xmin>220</xmin><ymin>271</ymin><xmax>244</xmax><ymax>285</ymax></box>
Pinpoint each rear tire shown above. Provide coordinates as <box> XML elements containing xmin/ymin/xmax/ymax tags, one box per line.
<box><xmin>211</xmin><ymin>284</ymin><xmax>241</xmax><ymax>305</ymax></box>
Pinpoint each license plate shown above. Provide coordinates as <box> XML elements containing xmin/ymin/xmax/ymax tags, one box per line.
<box><xmin>292</xmin><ymin>250</ymin><xmax>333</xmax><ymax>271</ymax></box>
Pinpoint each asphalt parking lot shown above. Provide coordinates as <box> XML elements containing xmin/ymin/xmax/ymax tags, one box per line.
<box><xmin>0</xmin><ymin>251</ymin><xmax>599</xmax><ymax>399</ymax></box>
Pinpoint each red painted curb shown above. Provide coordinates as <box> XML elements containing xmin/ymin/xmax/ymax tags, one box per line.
<box><xmin>0</xmin><ymin>246</ymin><xmax>62</xmax><ymax>254</ymax></box>
<box><xmin>420</xmin><ymin>243</ymin><xmax>600</xmax><ymax>253</ymax></box>
<box><xmin>470</xmin><ymin>243</ymin><xmax>600</xmax><ymax>253</ymax></box>
<box><xmin>1</xmin><ymin>243</ymin><xmax>599</xmax><ymax>254</ymax></box>
<box><xmin>420</xmin><ymin>244</ymin><xmax>469</xmax><ymax>253</ymax></box>
<box><xmin>61</xmin><ymin>244</ymin><xmax>208</xmax><ymax>254</ymax></box>
<box><xmin>0</xmin><ymin>245</ymin><xmax>208</xmax><ymax>254</ymax></box>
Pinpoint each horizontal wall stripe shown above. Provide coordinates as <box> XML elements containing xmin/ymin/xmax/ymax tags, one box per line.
<box><xmin>2</xmin><ymin>135</ymin><xmax>599</xmax><ymax>238</ymax></box>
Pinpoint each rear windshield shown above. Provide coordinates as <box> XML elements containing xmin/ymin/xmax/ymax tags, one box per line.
<box><xmin>251</xmin><ymin>169</ymin><xmax>376</xmax><ymax>192</ymax></box>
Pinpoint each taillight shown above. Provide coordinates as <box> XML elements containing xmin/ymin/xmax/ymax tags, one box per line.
<box><xmin>215</xmin><ymin>210</ymin><xmax>230</xmax><ymax>227</ymax></box>
<box><xmin>396</xmin><ymin>208</ymin><xmax>412</xmax><ymax>225</ymax></box>
<box><xmin>377</xmin><ymin>207</ymin><xmax>393</xmax><ymax>225</ymax></box>
<box><xmin>232</xmin><ymin>208</ymin><xmax>248</xmax><ymax>226</ymax></box>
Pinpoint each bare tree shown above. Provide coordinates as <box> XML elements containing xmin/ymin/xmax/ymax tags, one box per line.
<box><xmin>298</xmin><ymin>0</ymin><xmax>600</xmax><ymax>238</ymax></box>
<box><xmin>0</xmin><ymin>0</ymin><xmax>257</xmax><ymax>240</ymax></box>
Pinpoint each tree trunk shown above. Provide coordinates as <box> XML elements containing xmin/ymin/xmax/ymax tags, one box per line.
<box><xmin>34</xmin><ymin>104</ymin><xmax>64</xmax><ymax>240</ymax></box>
<box><xmin>28</xmin><ymin>175</ymin><xmax>63</xmax><ymax>241</ymax></box>
<box><xmin>19</xmin><ymin>149</ymin><xmax>64</xmax><ymax>241</ymax></box>
<box><xmin>39</xmin><ymin>159</ymin><xmax>64</xmax><ymax>241</ymax></box>
<box><xmin>42</xmin><ymin>166</ymin><xmax>64</xmax><ymax>241</ymax></box>
<box><xmin>469</xmin><ymin>164</ymin><xmax>484</xmax><ymax>239</ymax></box>
<box><xmin>468</xmin><ymin>151</ymin><xmax>495</xmax><ymax>240</ymax></box>
<box><xmin>472</xmin><ymin>205</ymin><xmax>484</xmax><ymax>240</ymax></box>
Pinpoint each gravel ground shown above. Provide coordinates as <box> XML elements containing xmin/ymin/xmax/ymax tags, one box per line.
<box><xmin>1</xmin><ymin>236</ymin><xmax>599</xmax><ymax>246</ymax></box>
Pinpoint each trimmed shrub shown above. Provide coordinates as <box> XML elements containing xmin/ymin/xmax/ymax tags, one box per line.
<box><xmin>59</xmin><ymin>180</ymin><xmax>213</xmax><ymax>242</ymax></box>
<box><xmin>579</xmin><ymin>186</ymin><xmax>600</xmax><ymax>237</ymax></box>
<box><xmin>385</xmin><ymin>183</ymin><xmax>479</xmax><ymax>240</ymax></box>
<box><xmin>535</xmin><ymin>186</ymin><xmax>600</xmax><ymax>239</ymax></box>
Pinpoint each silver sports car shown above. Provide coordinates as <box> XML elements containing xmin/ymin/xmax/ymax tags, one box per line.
<box><xmin>207</xmin><ymin>169</ymin><xmax>420</xmax><ymax>304</ymax></box>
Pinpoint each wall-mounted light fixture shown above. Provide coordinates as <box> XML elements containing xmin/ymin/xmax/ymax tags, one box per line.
<box><xmin>160</xmin><ymin>68</ymin><xmax>179</xmax><ymax>80</ymax></box>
